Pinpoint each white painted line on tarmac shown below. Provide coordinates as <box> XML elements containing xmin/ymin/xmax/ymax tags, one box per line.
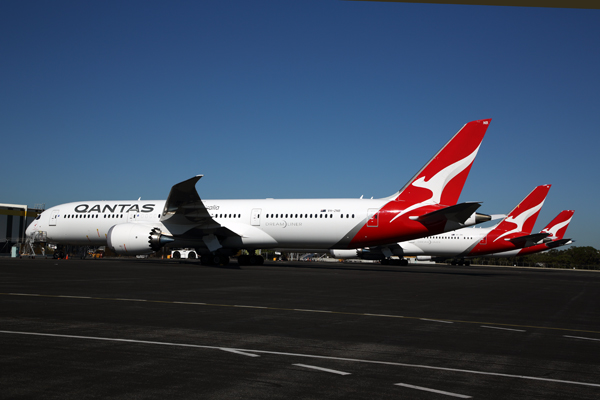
<box><xmin>9</xmin><ymin>293</ymin><xmax>42</xmax><ymax>296</ymax></box>
<box><xmin>293</xmin><ymin>364</ymin><xmax>351</xmax><ymax>375</ymax></box>
<box><xmin>395</xmin><ymin>383</ymin><xmax>471</xmax><ymax>398</ymax></box>
<box><xmin>364</xmin><ymin>313</ymin><xmax>403</xmax><ymax>318</ymax></box>
<box><xmin>0</xmin><ymin>330</ymin><xmax>221</xmax><ymax>350</ymax></box>
<box><xmin>234</xmin><ymin>305</ymin><xmax>268</xmax><ymax>309</ymax></box>
<box><xmin>421</xmin><ymin>318</ymin><xmax>453</xmax><ymax>324</ymax></box>
<box><xmin>116</xmin><ymin>298</ymin><xmax>147</xmax><ymax>302</ymax></box>
<box><xmin>564</xmin><ymin>335</ymin><xmax>600</xmax><ymax>342</ymax></box>
<box><xmin>220</xmin><ymin>348</ymin><xmax>260</xmax><ymax>357</ymax></box>
<box><xmin>5</xmin><ymin>292</ymin><xmax>600</xmax><ymax>336</ymax></box>
<box><xmin>2</xmin><ymin>330</ymin><xmax>599</xmax><ymax>388</ymax></box>
<box><xmin>481</xmin><ymin>325</ymin><xmax>526</xmax><ymax>332</ymax></box>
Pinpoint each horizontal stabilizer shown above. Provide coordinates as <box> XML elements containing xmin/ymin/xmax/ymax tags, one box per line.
<box><xmin>546</xmin><ymin>238</ymin><xmax>574</xmax><ymax>249</ymax></box>
<box><xmin>409</xmin><ymin>202</ymin><xmax>482</xmax><ymax>225</ymax></box>
<box><xmin>506</xmin><ymin>232</ymin><xmax>550</xmax><ymax>246</ymax></box>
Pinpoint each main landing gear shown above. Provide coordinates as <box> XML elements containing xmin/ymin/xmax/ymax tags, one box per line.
<box><xmin>450</xmin><ymin>259</ymin><xmax>470</xmax><ymax>266</ymax></box>
<box><xmin>237</xmin><ymin>254</ymin><xmax>264</xmax><ymax>266</ymax></box>
<box><xmin>199</xmin><ymin>251</ymin><xmax>264</xmax><ymax>267</ymax></box>
<box><xmin>200</xmin><ymin>254</ymin><xmax>230</xmax><ymax>266</ymax></box>
<box><xmin>380</xmin><ymin>258</ymin><xmax>408</xmax><ymax>266</ymax></box>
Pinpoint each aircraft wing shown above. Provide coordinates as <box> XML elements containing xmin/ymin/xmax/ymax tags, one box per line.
<box><xmin>409</xmin><ymin>202</ymin><xmax>484</xmax><ymax>226</ymax></box>
<box><xmin>161</xmin><ymin>175</ymin><xmax>213</xmax><ymax>224</ymax></box>
<box><xmin>160</xmin><ymin>176</ymin><xmax>242</xmax><ymax>242</ymax></box>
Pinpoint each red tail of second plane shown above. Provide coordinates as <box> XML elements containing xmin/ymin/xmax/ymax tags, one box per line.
<box><xmin>541</xmin><ymin>210</ymin><xmax>575</xmax><ymax>241</ymax></box>
<box><xmin>467</xmin><ymin>184</ymin><xmax>552</xmax><ymax>256</ymax></box>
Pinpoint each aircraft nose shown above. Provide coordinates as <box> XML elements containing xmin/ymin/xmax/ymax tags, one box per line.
<box><xmin>25</xmin><ymin>221</ymin><xmax>35</xmax><ymax>238</ymax></box>
<box><xmin>25</xmin><ymin>214</ymin><xmax>41</xmax><ymax>239</ymax></box>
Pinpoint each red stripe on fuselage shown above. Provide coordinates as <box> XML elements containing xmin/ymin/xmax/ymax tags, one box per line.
<box><xmin>349</xmin><ymin>202</ymin><xmax>452</xmax><ymax>248</ymax></box>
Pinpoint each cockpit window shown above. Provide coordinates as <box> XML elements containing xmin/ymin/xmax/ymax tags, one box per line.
<box><xmin>35</xmin><ymin>215</ymin><xmax>41</xmax><ymax>220</ymax></box>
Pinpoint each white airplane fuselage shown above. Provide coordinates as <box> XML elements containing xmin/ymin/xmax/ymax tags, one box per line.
<box><xmin>28</xmin><ymin>197</ymin><xmax>393</xmax><ymax>250</ymax></box>
<box><xmin>397</xmin><ymin>227</ymin><xmax>489</xmax><ymax>257</ymax></box>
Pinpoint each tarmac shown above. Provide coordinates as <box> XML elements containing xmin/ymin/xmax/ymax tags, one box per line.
<box><xmin>1</xmin><ymin>257</ymin><xmax>599</xmax><ymax>399</ymax></box>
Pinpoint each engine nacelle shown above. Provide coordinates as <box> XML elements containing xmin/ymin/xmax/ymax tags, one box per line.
<box><xmin>330</xmin><ymin>249</ymin><xmax>359</xmax><ymax>259</ymax></box>
<box><xmin>330</xmin><ymin>248</ymin><xmax>387</xmax><ymax>260</ymax></box>
<box><xmin>357</xmin><ymin>248</ymin><xmax>389</xmax><ymax>260</ymax></box>
<box><xmin>462</xmin><ymin>212</ymin><xmax>493</xmax><ymax>227</ymax></box>
<box><xmin>107</xmin><ymin>223</ymin><xmax>174</xmax><ymax>255</ymax></box>
<box><xmin>416</xmin><ymin>256</ymin><xmax>433</xmax><ymax>261</ymax></box>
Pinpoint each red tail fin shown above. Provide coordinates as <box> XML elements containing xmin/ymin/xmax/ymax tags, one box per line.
<box><xmin>492</xmin><ymin>185</ymin><xmax>551</xmax><ymax>242</ymax></box>
<box><xmin>541</xmin><ymin>210</ymin><xmax>575</xmax><ymax>240</ymax></box>
<box><xmin>391</xmin><ymin>119</ymin><xmax>491</xmax><ymax>206</ymax></box>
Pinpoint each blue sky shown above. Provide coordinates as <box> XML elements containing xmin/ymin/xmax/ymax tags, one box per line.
<box><xmin>2</xmin><ymin>1</ymin><xmax>599</xmax><ymax>248</ymax></box>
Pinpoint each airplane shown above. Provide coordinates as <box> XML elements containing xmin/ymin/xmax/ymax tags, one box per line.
<box><xmin>486</xmin><ymin>210</ymin><xmax>575</xmax><ymax>258</ymax></box>
<box><xmin>26</xmin><ymin>119</ymin><xmax>493</xmax><ymax>266</ymax></box>
<box><xmin>330</xmin><ymin>184</ymin><xmax>552</xmax><ymax>266</ymax></box>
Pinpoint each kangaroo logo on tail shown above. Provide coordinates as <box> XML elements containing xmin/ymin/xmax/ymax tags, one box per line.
<box><xmin>541</xmin><ymin>210</ymin><xmax>575</xmax><ymax>239</ymax></box>
<box><xmin>492</xmin><ymin>185</ymin><xmax>551</xmax><ymax>242</ymax></box>
<box><xmin>390</xmin><ymin>145</ymin><xmax>482</xmax><ymax>223</ymax></box>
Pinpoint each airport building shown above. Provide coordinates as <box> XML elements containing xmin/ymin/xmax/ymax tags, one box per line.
<box><xmin>0</xmin><ymin>204</ymin><xmax>44</xmax><ymax>255</ymax></box>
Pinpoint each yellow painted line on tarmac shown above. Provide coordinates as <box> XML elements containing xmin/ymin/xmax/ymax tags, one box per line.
<box><xmin>2</xmin><ymin>292</ymin><xmax>600</xmax><ymax>335</ymax></box>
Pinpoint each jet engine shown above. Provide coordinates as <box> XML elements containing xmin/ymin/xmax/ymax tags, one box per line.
<box><xmin>107</xmin><ymin>224</ymin><xmax>174</xmax><ymax>255</ymax></box>
<box><xmin>462</xmin><ymin>212</ymin><xmax>493</xmax><ymax>227</ymax></box>
<box><xmin>330</xmin><ymin>248</ymin><xmax>386</xmax><ymax>260</ymax></box>
<box><xmin>330</xmin><ymin>249</ymin><xmax>359</xmax><ymax>259</ymax></box>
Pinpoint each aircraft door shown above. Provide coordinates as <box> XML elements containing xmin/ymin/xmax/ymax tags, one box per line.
<box><xmin>128</xmin><ymin>210</ymin><xmax>137</xmax><ymax>222</ymax></box>
<box><xmin>49</xmin><ymin>210</ymin><xmax>60</xmax><ymax>226</ymax></box>
<box><xmin>251</xmin><ymin>208</ymin><xmax>261</xmax><ymax>226</ymax></box>
<box><xmin>367</xmin><ymin>209</ymin><xmax>379</xmax><ymax>227</ymax></box>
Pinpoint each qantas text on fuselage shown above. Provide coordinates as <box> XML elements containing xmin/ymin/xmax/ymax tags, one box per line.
<box><xmin>73</xmin><ymin>204</ymin><xmax>156</xmax><ymax>214</ymax></box>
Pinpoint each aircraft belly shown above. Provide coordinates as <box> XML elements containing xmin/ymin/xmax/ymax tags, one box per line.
<box><xmin>394</xmin><ymin>242</ymin><xmax>426</xmax><ymax>256</ymax></box>
<box><xmin>405</xmin><ymin>240</ymin><xmax>471</xmax><ymax>257</ymax></box>
<box><xmin>237</xmin><ymin>226</ymin><xmax>279</xmax><ymax>247</ymax></box>
<box><xmin>488</xmin><ymin>249</ymin><xmax>520</xmax><ymax>258</ymax></box>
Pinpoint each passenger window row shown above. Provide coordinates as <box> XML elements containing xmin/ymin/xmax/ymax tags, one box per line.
<box><xmin>211</xmin><ymin>213</ymin><xmax>356</xmax><ymax>219</ymax></box>
<box><xmin>264</xmin><ymin>213</ymin><xmax>355</xmax><ymax>219</ymax></box>
<box><xmin>62</xmin><ymin>212</ymin><xmax>357</xmax><ymax>221</ymax></box>
<box><xmin>63</xmin><ymin>214</ymin><xmax>123</xmax><ymax>219</ymax></box>
<box><xmin>432</xmin><ymin>236</ymin><xmax>474</xmax><ymax>240</ymax></box>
